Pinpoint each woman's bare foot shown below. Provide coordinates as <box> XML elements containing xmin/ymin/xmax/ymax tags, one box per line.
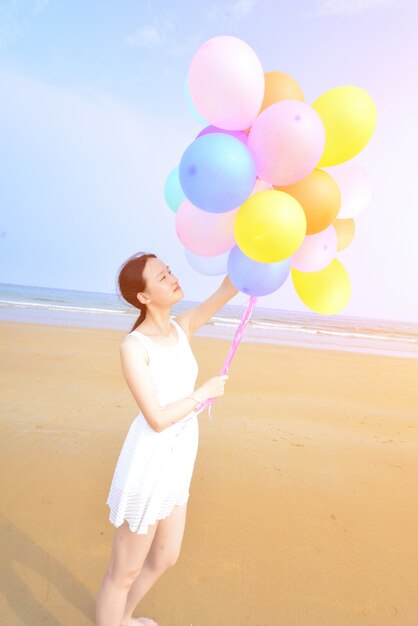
<box><xmin>122</xmin><ymin>618</ymin><xmax>159</xmax><ymax>626</ymax></box>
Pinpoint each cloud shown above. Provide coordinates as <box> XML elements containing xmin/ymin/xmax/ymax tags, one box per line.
<box><xmin>205</xmin><ymin>0</ymin><xmax>260</xmax><ymax>21</ymax></box>
<box><xmin>125</xmin><ymin>1</ymin><xmax>261</xmax><ymax>57</ymax></box>
<box><xmin>125</xmin><ymin>14</ymin><xmax>175</xmax><ymax>49</ymax></box>
<box><xmin>306</xmin><ymin>0</ymin><xmax>398</xmax><ymax>17</ymax></box>
<box><xmin>0</xmin><ymin>0</ymin><xmax>49</xmax><ymax>47</ymax></box>
<box><xmin>125</xmin><ymin>14</ymin><xmax>202</xmax><ymax>58</ymax></box>
<box><xmin>0</xmin><ymin>1</ymin><xmax>24</xmax><ymax>47</ymax></box>
<box><xmin>224</xmin><ymin>0</ymin><xmax>259</xmax><ymax>19</ymax></box>
<box><xmin>33</xmin><ymin>0</ymin><xmax>50</xmax><ymax>16</ymax></box>
<box><xmin>166</xmin><ymin>34</ymin><xmax>203</xmax><ymax>58</ymax></box>
<box><xmin>125</xmin><ymin>25</ymin><xmax>165</xmax><ymax>48</ymax></box>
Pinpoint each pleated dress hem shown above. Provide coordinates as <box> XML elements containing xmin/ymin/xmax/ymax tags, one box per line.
<box><xmin>106</xmin><ymin>490</ymin><xmax>190</xmax><ymax>535</ymax></box>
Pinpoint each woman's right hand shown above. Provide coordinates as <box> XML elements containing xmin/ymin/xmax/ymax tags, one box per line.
<box><xmin>195</xmin><ymin>374</ymin><xmax>229</xmax><ymax>402</ymax></box>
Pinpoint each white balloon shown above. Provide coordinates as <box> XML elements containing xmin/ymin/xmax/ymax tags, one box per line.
<box><xmin>184</xmin><ymin>247</ymin><xmax>229</xmax><ymax>276</ymax></box>
<box><xmin>325</xmin><ymin>162</ymin><xmax>372</xmax><ymax>219</ymax></box>
<box><xmin>291</xmin><ymin>225</ymin><xmax>338</xmax><ymax>272</ymax></box>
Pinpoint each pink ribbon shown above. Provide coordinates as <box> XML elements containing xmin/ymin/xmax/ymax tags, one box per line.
<box><xmin>171</xmin><ymin>294</ymin><xmax>258</xmax><ymax>441</ymax></box>
<box><xmin>194</xmin><ymin>294</ymin><xmax>257</xmax><ymax>420</ymax></box>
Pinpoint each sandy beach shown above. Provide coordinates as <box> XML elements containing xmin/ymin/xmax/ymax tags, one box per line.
<box><xmin>1</xmin><ymin>319</ymin><xmax>417</xmax><ymax>626</ymax></box>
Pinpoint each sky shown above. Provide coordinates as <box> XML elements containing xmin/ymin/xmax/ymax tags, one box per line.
<box><xmin>0</xmin><ymin>0</ymin><xmax>417</xmax><ymax>324</ymax></box>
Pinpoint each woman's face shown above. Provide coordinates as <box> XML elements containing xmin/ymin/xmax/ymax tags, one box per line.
<box><xmin>140</xmin><ymin>257</ymin><xmax>183</xmax><ymax>306</ymax></box>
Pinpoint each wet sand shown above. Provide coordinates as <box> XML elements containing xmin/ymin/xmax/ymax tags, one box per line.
<box><xmin>1</xmin><ymin>320</ymin><xmax>417</xmax><ymax>625</ymax></box>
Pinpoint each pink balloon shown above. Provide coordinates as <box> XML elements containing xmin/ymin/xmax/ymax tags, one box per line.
<box><xmin>291</xmin><ymin>225</ymin><xmax>338</xmax><ymax>272</ymax></box>
<box><xmin>175</xmin><ymin>198</ymin><xmax>238</xmax><ymax>256</ymax></box>
<box><xmin>251</xmin><ymin>178</ymin><xmax>273</xmax><ymax>194</ymax></box>
<box><xmin>247</xmin><ymin>100</ymin><xmax>325</xmax><ymax>185</ymax></box>
<box><xmin>188</xmin><ymin>35</ymin><xmax>265</xmax><ymax>131</ymax></box>
<box><xmin>324</xmin><ymin>162</ymin><xmax>372</xmax><ymax>219</ymax></box>
<box><xmin>196</xmin><ymin>125</ymin><xmax>248</xmax><ymax>144</ymax></box>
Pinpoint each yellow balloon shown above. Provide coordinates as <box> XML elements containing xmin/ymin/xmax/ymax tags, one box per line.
<box><xmin>291</xmin><ymin>259</ymin><xmax>351</xmax><ymax>315</ymax></box>
<box><xmin>234</xmin><ymin>189</ymin><xmax>306</xmax><ymax>263</ymax></box>
<box><xmin>312</xmin><ymin>86</ymin><xmax>377</xmax><ymax>167</ymax></box>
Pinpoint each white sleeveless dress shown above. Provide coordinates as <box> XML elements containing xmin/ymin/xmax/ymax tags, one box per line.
<box><xmin>106</xmin><ymin>318</ymin><xmax>199</xmax><ymax>535</ymax></box>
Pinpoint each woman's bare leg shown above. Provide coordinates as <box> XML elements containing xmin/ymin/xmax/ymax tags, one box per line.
<box><xmin>95</xmin><ymin>520</ymin><xmax>157</xmax><ymax>626</ymax></box>
<box><xmin>121</xmin><ymin>501</ymin><xmax>188</xmax><ymax>626</ymax></box>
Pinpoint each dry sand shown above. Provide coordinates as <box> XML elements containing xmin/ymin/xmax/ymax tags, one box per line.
<box><xmin>1</xmin><ymin>320</ymin><xmax>418</xmax><ymax>626</ymax></box>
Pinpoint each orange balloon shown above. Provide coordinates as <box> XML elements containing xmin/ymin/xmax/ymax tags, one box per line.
<box><xmin>332</xmin><ymin>218</ymin><xmax>355</xmax><ymax>251</ymax></box>
<box><xmin>259</xmin><ymin>71</ymin><xmax>304</xmax><ymax>113</ymax></box>
<box><xmin>275</xmin><ymin>169</ymin><xmax>341</xmax><ymax>235</ymax></box>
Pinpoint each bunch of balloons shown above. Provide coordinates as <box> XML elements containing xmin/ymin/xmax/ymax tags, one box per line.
<box><xmin>164</xmin><ymin>35</ymin><xmax>376</xmax><ymax>316</ymax></box>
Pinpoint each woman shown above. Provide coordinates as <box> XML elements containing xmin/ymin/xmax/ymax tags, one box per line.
<box><xmin>96</xmin><ymin>251</ymin><xmax>238</xmax><ymax>626</ymax></box>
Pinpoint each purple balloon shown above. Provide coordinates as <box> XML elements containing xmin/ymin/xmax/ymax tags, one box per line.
<box><xmin>227</xmin><ymin>245</ymin><xmax>291</xmax><ymax>296</ymax></box>
<box><xmin>196</xmin><ymin>125</ymin><xmax>248</xmax><ymax>144</ymax></box>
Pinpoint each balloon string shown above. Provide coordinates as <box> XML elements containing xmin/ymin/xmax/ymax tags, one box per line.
<box><xmin>194</xmin><ymin>295</ymin><xmax>257</xmax><ymax>420</ymax></box>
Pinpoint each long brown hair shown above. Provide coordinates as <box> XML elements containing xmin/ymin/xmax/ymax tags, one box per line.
<box><xmin>116</xmin><ymin>252</ymin><xmax>157</xmax><ymax>332</ymax></box>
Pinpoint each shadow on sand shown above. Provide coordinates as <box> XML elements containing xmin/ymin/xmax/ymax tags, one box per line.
<box><xmin>0</xmin><ymin>515</ymin><xmax>96</xmax><ymax>625</ymax></box>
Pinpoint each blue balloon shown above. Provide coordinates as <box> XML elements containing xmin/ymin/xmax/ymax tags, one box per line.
<box><xmin>179</xmin><ymin>133</ymin><xmax>256</xmax><ymax>213</ymax></box>
<box><xmin>227</xmin><ymin>245</ymin><xmax>291</xmax><ymax>296</ymax></box>
<box><xmin>185</xmin><ymin>247</ymin><xmax>229</xmax><ymax>276</ymax></box>
<box><xmin>164</xmin><ymin>167</ymin><xmax>184</xmax><ymax>213</ymax></box>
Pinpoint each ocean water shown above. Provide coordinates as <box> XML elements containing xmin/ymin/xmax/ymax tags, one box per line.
<box><xmin>0</xmin><ymin>282</ymin><xmax>417</xmax><ymax>359</ymax></box>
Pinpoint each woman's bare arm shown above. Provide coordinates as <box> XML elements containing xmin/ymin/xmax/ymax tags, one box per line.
<box><xmin>175</xmin><ymin>275</ymin><xmax>239</xmax><ymax>339</ymax></box>
<box><xmin>119</xmin><ymin>336</ymin><xmax>205</xmax><ymax>433</ymax></box>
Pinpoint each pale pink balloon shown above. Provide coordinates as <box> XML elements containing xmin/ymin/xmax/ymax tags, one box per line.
<box><xmin>251</xmin><ymin>178</ymin><xmax>273</xmax><ymax>194</ymax></box>
<box><xmin>324</xmin><ymin>162</ymin><xmax>372</xmax><ymax>219</ymax></box>
<box><xmin>188</xmin><ymin>35</ymin><xmax>265</xmax><ymax>131</ymax></box>
<box><xmin>291</xmin><ymin>225</ymin><xmax>338</xmax><ymax>272</ymax></box>
<box><xmin>175</xmin><ymin>198</ymin><xmax>238</xmax><ymax>256</ymax></box>
<box><xmin>247</xmin><ymin>100</ymin><xmax>325</xmax><ymax>185</ymax></box>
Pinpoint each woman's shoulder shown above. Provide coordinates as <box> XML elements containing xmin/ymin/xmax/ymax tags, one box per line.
<box><xmin>120</xmin><ymin>332</ymin><xmax>150</xmax><ymax>363</ymax></box>
<box><xmin>172</xmin><ymin>316</ymin><xmax>191</xmax><ymax>342</ymax></box>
